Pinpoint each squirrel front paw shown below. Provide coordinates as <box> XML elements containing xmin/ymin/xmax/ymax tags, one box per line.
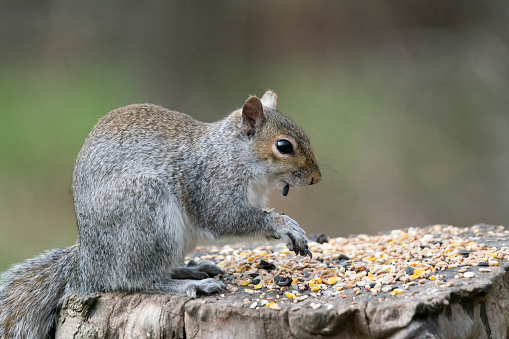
<box><xmin>271</xmin><ymin>214</ymin><xmax>312</xmax><ymax>258</ymax></box>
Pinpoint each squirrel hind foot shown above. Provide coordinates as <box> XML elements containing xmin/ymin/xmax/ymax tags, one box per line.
<box><xmin>185</xmin><ymin>279</ymin><xmax>225</xmax><ymax>299</ymax></box>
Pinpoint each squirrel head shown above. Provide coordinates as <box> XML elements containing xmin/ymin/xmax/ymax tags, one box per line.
<box><xmin>238</xmin><ymin>90</ymin><xmax>322</xmax><ymax>192</ymax></box>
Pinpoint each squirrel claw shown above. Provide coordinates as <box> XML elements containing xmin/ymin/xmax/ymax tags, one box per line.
<box><xmin>304</xmin><ymin>249</ymin><xmax>313</xmax><ymax>259</ymax></box>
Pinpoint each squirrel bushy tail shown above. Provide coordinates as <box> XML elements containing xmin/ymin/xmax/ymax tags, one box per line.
<box><xmin>0</xmin><ymin>245</ymin><xmax>76</xmax><ymax>339</ymax></box>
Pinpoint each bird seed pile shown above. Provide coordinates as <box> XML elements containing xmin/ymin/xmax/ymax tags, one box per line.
<box><xmin>189</xmin><ymin>225</ymin><xmax>509</xmax><ymax>310</ymax></box>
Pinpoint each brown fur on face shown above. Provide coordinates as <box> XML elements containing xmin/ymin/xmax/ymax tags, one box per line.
<box><xmin>251</xmin><ymin>108</ymin><xmax>321</xmax><ymax>187</ymax></box>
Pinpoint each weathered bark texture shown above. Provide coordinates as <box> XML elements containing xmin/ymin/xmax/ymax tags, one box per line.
<box><xmin>55</xmin><ymin>226</ymin><xmax>509</xmax><ymax>339</ymax></box>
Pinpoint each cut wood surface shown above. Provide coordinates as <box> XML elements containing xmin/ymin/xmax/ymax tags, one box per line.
<box><xmin>56</xmin><ymin>225</ymin><xmax>509</xmax><ymax>339</ymax></box>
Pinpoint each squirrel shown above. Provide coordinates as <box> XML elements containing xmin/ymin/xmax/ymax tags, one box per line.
<box><xmin>0</xmin><ymin>90</ymin><xmax>321</xmax><ymax>338</ymax></box>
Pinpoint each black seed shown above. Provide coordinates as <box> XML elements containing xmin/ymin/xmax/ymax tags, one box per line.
<box><xmin>274</xmin><ymin>276</ymin><xmax>292</xmax><ymax>287</ymax></box>
<box><xmin>310</xmin><ymin>233</ymin><xmax>329</xmax><ymax>244</ymax></box>
<box><xmin>405</xmin><ymin>267</ymin><xmax>414</xmax><ymax>275</ymax></box>
<box><xmin>369</xmin><ymin>283</ymin><xmax>376</xmax><ymax>289</ymax></box>
<box><xmin>304</xmin><ymin>272</ymin><xmax>310</xmax><ymax>278</ymax></box>
<box><xmin>420</xmin><ymin>244</ymin><xmax>430</xmax><ymax>249</ymax></box>
<box><xmin>432</xmin><ymin>240</ymin><xmax>443</xmax><ymax>245</ymax></box>
<box><xmin>317</xmin><ymin>258</ymin><xmax>324</xmax><ymax>263</ymax></box>
<box><xmin>249</xmin><ymin>273</ymin><xmax>259</xmax><ymax>278</ymax></box>
<box><xmin>458</xmin><ymin>250</ymin><xmax>471</xmax><ymax>256</ymax></box>
<box><xmin>477</xmin><ymin>261</ymin><xmax>489</xmax><ymax>266</ymax></box>
<box><xmin>282</xmin><ymin>184</ymin><xmax>290</xmax><ymax>196</ymax></box>
<box><xmin>252</xmin><ymin>279</ymin><xmax>261</xmax><ymax>285</ymax></box>
<box><xmin>337</xmin><ymin>254</ymin><xmax>351</xmax><ymax>260</ymax></box>
<box><xmin>259</xmin><ymin>260</ymin><xmax>276</xmax><ymax>270</ymax></box>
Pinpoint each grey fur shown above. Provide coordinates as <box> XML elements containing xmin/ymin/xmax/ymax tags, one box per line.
<box><xmin>0</xmin><ymin>92</ymin><xmax>321</xmax><ymax>338</ymax></box>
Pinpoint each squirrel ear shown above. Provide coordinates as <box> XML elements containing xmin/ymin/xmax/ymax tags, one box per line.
<box><xmin>242</xmin><ymin>96</ymin><xmax>265</xmax><ymax>137</ymax></box>
<box><xmin>260</xmin><ymin>90</ymin><xmax>278</xmax><ymax>110</ymax></box>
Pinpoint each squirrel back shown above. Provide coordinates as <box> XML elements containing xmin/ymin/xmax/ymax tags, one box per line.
<box><xmin>0</xmin><ymin>91</ymin><xmax>321</xmax><ymax>338</ymax></box>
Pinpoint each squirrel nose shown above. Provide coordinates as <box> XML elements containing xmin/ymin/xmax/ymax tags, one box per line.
<box><xmin>309</xmin><ymin>171</ymin><xmax>322</xmax><ymax>185</ymax></box>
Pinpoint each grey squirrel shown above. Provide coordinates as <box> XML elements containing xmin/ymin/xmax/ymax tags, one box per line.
<box><xmin>0</xmin><ymin>90</ymin><xmax>321</xmax><ymax>338</ymax></box>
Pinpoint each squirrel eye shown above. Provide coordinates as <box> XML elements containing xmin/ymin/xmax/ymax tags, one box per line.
<box><xmin>276</xmin><ymin>139</ymin><xmax>293</xmax><ymax>154</ymax></box>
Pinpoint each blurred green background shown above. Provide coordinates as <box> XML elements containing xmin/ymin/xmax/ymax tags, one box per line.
<box><xmin>1</xmin><ymin>2</ymin><xmax>509</xmax><ymax>271</ymax></box>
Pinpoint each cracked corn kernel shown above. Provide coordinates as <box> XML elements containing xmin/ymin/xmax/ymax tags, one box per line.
<box><xmin>240</xmin><ymin>280</ymin><xmax>250</xmax><ymax>286</ymax></box>
<box><xmin>310</xmin><ymin>278</ymin><xmax>322</xmax><ymax>284</ymax></box>
<box><xmin>390</xmin><ymin>288</ymin><xmax>404</xmax><ymax>295</ymax></box>
<box><xmin>254</xmin><ymin>284</ymin><xmax>263</xmax><ymax>289</ymax></box>
<box><xmin>327</xmin><ymin>277</ymin><xmax>339</xmax><ymax>285</ymax></box>
<box><xmin>285</xmin><ymin>292</ymin><xmax>295</xmax><ymax>299</ymax></box>
<box><xmin>413</xmin><ymin>268</ymin><xmax>425</xmax><ymax>277</ymax></box>
<box><xmin>429</xmin><ymin>275</ymin><xmax>436</xmax><ymax>281</ymax></box>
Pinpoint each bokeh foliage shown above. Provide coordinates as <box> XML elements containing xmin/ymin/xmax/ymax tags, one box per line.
<box><xmin>1</xmin><ymin>1</ymin><xmax>509</xmax><ymax>271</ymax></box>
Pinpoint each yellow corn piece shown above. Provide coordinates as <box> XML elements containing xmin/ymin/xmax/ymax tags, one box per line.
<box><xmin>285</xmin><ymin>292</ymin><xmax>295</xmax><ymax>299</ymax></box>
<box><xmin>414</xmin><ymin>268</ymin><xmax>425</xmax><ymax>277</ymax></box>
<box><xmin>429</xmin><ymin>275</ymin><xmax>436</xmax><ymax>281</ymax></box>
<box><xmin>240</xmin><ymin>280</ymin><xmax>250</xmax><ymax>286</ymax></box>
<box><xmin>310</xmin><ymin>278</ymin><xmax>322</xmax><ymax>284</ymax></box>
<box><xmin>254</xmin><ymin>284</ymin><xmax>263</xmax><ymax>289</ymax></box>
<box><xmin>266</xmin><ymin>302</ymin><xmax>276</xmax><ymax>307</ymax></box>
<box><xmin>328</xmin><ymin>277</ymin><xmax>339</xmax><ymax>285</ymax></box>
<box><xmin>390</xmin><ymin>288</ymin><xmax>404</xmax><ymax>296</ymax></box>
<box><xmin>311</xmin><ymin>286</ymin><xmax>320</xmax><ymax>292</ymax></box>
<box><xmin>247</xmin><ymin>256</ymin><xmax>254</xmax><ymax>262</ymax></box>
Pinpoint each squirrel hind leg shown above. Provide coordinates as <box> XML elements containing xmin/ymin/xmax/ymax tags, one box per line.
<box><xmin>171</xmin><ymin>260</ymin><xmax>223</xmax><ymax>280</ymax></box>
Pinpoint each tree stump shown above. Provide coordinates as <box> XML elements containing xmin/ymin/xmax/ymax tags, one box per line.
<box><xmin>56</xmin><ymin>225</ymin><xmax>509</xmax><ymax>338</ymax></box>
